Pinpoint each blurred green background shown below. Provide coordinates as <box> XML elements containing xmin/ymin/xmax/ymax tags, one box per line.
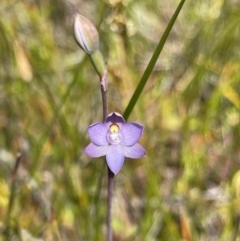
<box><xmin>1</xmin><ymin>0</ymin><xmax>240</xmax><ymax>240</ymax></box>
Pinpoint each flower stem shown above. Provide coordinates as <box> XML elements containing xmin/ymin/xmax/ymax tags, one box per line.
<box><xmin>100</xmin><ymin>71</ymin><xmax>114</xmax><ymax>241</ymax></box>
<box><xmin>101</xmin><ymin>85</ymin><xmax>108</xmax><ymax>122</ymax></box>
<box><xmin>100</xmin><ymin>70</ymin><xmax>108</xmax><ymax>120</ymax></box>
<box><xmin>107</xmin><ymin>168</ymin><xmax>114</xmax><ymax>241</ymax></box>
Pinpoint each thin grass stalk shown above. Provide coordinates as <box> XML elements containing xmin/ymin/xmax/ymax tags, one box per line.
<box><xmin>123</xmin><ymin>0</ymin><xmax>186</xmax><ymax>120</ymax></box>
<box><xmin>4</xmin><ymin>153</ymin><xmax>22</xmax><ymax>240</ymax></box>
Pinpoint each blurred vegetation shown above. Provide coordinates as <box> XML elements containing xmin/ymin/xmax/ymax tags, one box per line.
<box><xmin>0</xmin><ymin>0</ymin><xmax>240</xmax><ymax>240</ymax></box>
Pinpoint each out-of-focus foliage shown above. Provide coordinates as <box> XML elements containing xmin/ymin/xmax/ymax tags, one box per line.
<box><xmin>0</xmin><ymin>0</ymin><xmax>240</xmax><ymax>240</ymax></box>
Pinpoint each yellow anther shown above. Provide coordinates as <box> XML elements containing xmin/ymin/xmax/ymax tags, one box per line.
<box><xmin>110</xmin><ymin>124</ymin><xmax>119</xmax><ymax>133</ymax></box>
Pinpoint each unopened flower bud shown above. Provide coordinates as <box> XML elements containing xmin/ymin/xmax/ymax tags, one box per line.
<box><xmin>73</xmin><ymin>14</ymin><xmax>99</xmax><ymax>54</ymax></box>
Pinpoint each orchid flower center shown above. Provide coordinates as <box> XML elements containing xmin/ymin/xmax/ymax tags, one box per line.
<box><xmin>107</xmin><ymin>124</ymin><xmax>122</xmax><ymax>145</ymax></box>
<box><xmin>110</xmin><ymin>124</ymin><xmax>119</xmax><ymax>133</ymax></box>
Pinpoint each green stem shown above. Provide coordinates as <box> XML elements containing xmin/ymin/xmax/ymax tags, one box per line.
<box><xmin>123</xmin><ymin>0</ymin><xmax>186</xmax><ymax>120</ymax></box>
<box><xmin>4</xmin><ymin>153</ymin><xmax>22</xmax><ymax>240</ymax></box>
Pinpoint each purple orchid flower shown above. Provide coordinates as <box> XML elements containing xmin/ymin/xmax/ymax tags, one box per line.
<box><xmin>84</xmin><ymin>112</ymin><xmax>146</xmax><ymax>175</ymax></box>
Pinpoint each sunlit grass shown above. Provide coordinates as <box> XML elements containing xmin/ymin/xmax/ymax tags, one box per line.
<box><xmin>1</xmin><ymin>0</ymin><xmax>240</xmax><ymax>240</ymax></box>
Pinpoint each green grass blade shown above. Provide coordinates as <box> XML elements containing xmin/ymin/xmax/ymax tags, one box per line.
<box><xmin>123</xmin><ymin>0</ymin><xmax>186</xmax><ymax>120</ymax></box>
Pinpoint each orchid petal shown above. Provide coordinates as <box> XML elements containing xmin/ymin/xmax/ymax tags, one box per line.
<box><xmin>121</xmin><ymin>123</ymin><xmax>143</xmax><ymax>146</ymax></box>
<box><xmin>106</xmin><ymin>145</ymin><xmax>125</xmax><ymax>175</ymax></box>
<box><xmin>84</xmin><ymin>143</ymin><xmax>108</xmax><ymax>157</ymax></box>
<box><xmin>88</xmin><ymin>123</ymin><xmax>108</xmax><ymax>145</ymax></box>
<box><xmin>105</xmin><ymin>112</ymin><xmax>125</xmax><ymax>128</ymax></box>
<box><xmin>122</xmin><ymin>143</ymin><xmax>146</xmax><ymax>158</ymax></box>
